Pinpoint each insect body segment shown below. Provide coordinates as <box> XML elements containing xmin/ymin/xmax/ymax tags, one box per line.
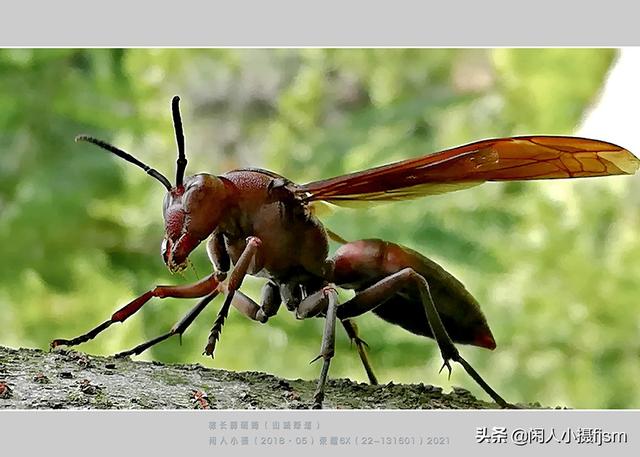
<box><xmin>161</xmin><ymin>174</ymin><xmax>235</xmax><ymax>272</ymax></box>
<box><xmin>332</xmin><ymin>239</ymin><xmax>496</xmax><ymax>350</ymax></box>
<box><xmin>52</xmin><ymin>96</ymin><xmax>639</xmax><ymax>409</ymax></box>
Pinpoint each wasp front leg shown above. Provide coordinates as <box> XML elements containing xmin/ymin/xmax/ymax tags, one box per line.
<box><xmin>96</xmin><ymin>235</ymin><xmax>234</xmax><ymax>357</ymax></box>
<box><xmin>207</xmin><ymin>231</ymin><xmax>231</xmax><ymax>274</ymax></box>
<box><xmin>103</xmin><ymin>234</ymin><xmax>237</xmax><ymax>358</ymax></box>
<box><xmin>51</xmin><ymin>273</ymin><xmax>224</xmax><ymax>350</ymax></box>
<box><xmin>204</xmin><ymin>236</ymin><xmax>262</xmax><ymax>357</ymax></box>
<box><xmin>204</xmin><ymin>236</ymin><xmax>281</xmax><ymax>357</ymax></box>
<box><xmin>115</xmin><ymin>291</ymin><xmax>220</xmax><ymax>358</ymax></box>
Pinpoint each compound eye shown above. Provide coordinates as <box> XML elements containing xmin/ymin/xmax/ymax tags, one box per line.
<box><xmin>181</xmin><ymin>189</ymin><xmax>200</xmax><ymax>215</ymax></box>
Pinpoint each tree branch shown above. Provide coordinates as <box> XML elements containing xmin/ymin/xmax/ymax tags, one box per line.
<box><xmin>0</xmin><ymin>346</ymin><xmax>536</xmax><ymax>409</ymax></box>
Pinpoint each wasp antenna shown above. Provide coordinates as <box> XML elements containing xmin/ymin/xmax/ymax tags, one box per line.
<box><xmin>75</xmin><ymin>135</ymin><xmax>173</xmax><ymax>191</ymax></box>
<box><xmin>172</xmin><ymin>96</ymin><xmax>187</xmax><ymax>188</ymax></box>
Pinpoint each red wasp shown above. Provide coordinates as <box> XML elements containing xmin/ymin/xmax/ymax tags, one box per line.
<box><xmin>52</xmin><ymin>96</ymin><xmax>639</xmax><ymax>408</ymax></box>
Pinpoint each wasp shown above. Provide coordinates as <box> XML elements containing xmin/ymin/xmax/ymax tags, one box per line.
<box><xmin>52</xmin><ymin>96</ymin><xmax>639</xmax><ymax>408</ymax></box>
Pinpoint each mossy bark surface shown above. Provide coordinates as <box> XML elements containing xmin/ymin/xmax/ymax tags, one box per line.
<box><xmin>0</xmin><ymin>346</ymin><xmax>540</xmax><ymax>409</ymax></box>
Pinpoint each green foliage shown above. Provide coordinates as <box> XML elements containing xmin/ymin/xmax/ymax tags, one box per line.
<box><xmin>1</xmin><ymin>48</ymin><xmax>638</xmax><ymax>408</ymax></box>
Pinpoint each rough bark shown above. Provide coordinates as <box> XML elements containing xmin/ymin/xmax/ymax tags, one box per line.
<box><xmin>0</xmin><ymin>346</ymin><xmax>538</xmax><ymax>409</ymax></box>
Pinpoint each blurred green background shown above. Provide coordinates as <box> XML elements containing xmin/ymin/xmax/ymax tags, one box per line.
<box><xmin>1</xmin><ymin>48</ymin><xmax>639</xmax><ymax>408</ymax></box>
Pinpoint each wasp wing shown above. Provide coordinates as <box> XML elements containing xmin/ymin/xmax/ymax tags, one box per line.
<box><xmin>296</xmin><ymin>136</ymin><xmax>639</xmax><ymax>205</ymax></box>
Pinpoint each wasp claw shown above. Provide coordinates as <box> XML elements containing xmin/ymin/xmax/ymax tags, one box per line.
<box><xmin>355</xmin><ymin>337</ymin><xmax>370</xmax><ymax>349</ymax></box>
<box><xmin>309</xmin><ymin>354</ymin><xmax>322</xmax><ymax>364</ymax></box>
<box><xmin>50</xmin><ymin>339</ymin><xmax>67</xmax><ymax>349</ymax></box>
<box><xmin>439</xmin><ymin>360</ymin><xmax>453</xmax><ymax>379</ymax></box>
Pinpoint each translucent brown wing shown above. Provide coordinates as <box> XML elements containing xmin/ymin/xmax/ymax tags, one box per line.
<box><xmin>296</xmin><ymin>136</ymin><xmax>639</xmax><ymax>204</ymax></box>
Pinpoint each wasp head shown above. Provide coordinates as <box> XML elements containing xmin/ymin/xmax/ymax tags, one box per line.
<box><xmin>76</xmin><ymin>96</ymin><xmax>233</xmax><ymax>274</ymax></box>
<box><xmin>161</xmin><ymin>174</ymin><xmax>231</xmax><ymax>272</ymax></box>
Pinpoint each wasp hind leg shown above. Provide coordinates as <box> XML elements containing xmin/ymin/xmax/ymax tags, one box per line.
<box><xmin>337</xmin><ymin>267</ymin><xmax>515</xmax><ymax>409</ymax></box>
<box><xmin>341</xmin><ymin>319</ymin><xmax>378</xmax><ymax>385</ymax></box>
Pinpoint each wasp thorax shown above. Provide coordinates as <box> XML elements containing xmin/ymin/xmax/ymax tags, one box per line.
<box><xmin>161</xmin><ymin>173</ymin><xmax>232</xmax><ymax>272</ymax></box>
